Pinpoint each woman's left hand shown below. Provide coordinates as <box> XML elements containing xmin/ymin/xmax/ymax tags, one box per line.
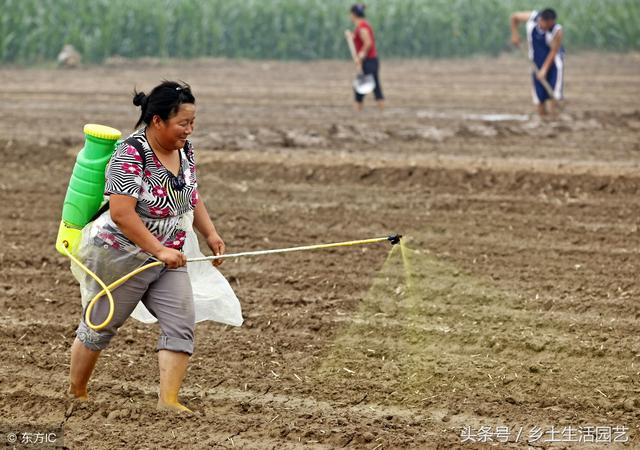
<box><xmin>536</xmin><ymin>66</ymin><xmax>549</xmax><ymax>81</ymax></box>
<box><xmin>206</xmin><ymin>233</ymin><xmax>226</xmax><ymax>266</ymax></box>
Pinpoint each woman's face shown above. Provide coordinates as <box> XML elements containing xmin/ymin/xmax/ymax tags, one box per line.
<box><xmin>538</xmin><ymin>18</ymin><xmax>555</xmax><ymax>31</ymax></box>
<box><xmin>153</xmin><ymin>103</ymin><xmax>196</xmax><ymax>150</ymax></box>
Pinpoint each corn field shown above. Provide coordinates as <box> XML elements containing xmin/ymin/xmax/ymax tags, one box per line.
<box><xmin>1</xmin><ymin>0</ymin><xmax>639</xmax><ymax>63</ymax></box>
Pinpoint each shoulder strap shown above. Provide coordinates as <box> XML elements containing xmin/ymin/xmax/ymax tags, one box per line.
<box><xmin>124</xmin><ymin>136</ymin><xmax>147</xmax><ymax>170</ymax></box>
<box><xmin>89</xmin><ymin>197</ymin><xmax>111</xmax><ymax>223</ymax></box>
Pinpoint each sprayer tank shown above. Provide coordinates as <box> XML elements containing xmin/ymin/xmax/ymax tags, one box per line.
<box><xmin>56</xmin><ymin>124</ymin><xmax>121</xmax><ymax>255</ymax></box>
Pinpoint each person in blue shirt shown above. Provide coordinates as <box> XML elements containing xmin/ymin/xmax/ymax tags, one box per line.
<box><xmin>511</xmin><ymin>8</ymin><xmax>564</xmax><ymax>117</ymax></box>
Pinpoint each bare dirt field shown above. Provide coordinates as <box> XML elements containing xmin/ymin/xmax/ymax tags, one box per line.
<box><xmin>1</xmin><ymin>53</ymin><xmax>639</xmax><ymax>449</ymax></box>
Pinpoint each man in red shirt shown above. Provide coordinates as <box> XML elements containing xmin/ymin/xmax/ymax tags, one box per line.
<box><xmin>350</xmin><ymin>3</ymin><xmax>384</xmax><ymax>111</ymax></box>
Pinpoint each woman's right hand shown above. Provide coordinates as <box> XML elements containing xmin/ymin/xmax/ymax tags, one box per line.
<box><xmin>155</xmin><ymin>247</ymin><xmax>187</xmax><ymax>269</ymax></box>
<box><xmin>511</xmin><ymin>33</ymin><xmax>521</xmax><ymax>48</ymax></box>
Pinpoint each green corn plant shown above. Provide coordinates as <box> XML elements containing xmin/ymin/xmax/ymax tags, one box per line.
<box><xmin>1</xmin><ymin>0</ymin><xmax>637</xmax><ymax>64</ymax></box>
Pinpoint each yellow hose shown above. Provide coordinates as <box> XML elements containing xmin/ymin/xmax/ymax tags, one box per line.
<box><xmin>84</xmin><ymin>260</ymin><xmax>163</xmax><ymax>330</ymax></box>
<box><xmin>61</xmin><ymin>241</ymin><xmax>161</xmax><ymax>331</ymax></box>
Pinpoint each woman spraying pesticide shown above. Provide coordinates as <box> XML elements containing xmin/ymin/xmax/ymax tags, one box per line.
<box><xmin>65</xmin><ymin>81</ymin><xmax>241</xmax><ymax>412</ymax></box>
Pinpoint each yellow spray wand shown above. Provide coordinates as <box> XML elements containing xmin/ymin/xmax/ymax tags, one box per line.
<box><xmin>63</xmin><ymin>234</ymin><xmax>402</xmax><ymax>331</ymax></box>
<box><xmin>188</xmin><ymin>234</ymin><xmax>402</xmax><ymax>262</ymax></box>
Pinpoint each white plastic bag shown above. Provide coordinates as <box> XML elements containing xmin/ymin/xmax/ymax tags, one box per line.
<box><xmin>131</xmin><ymin>211</ymin><xmax>243</xmax><ymax>326</ymax></box>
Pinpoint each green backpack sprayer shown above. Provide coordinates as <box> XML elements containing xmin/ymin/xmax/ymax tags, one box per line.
<box><xmin>56</xmin><ymin>124</ymin><xmax>123</xmax><ymax>256</ymax></box>
<box><xmin>57</xmin><ymin>124</ymin><xmax>401</xmax><ymax>332</ymax></box>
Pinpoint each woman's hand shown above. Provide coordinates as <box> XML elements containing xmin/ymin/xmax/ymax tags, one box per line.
<box><xmin>511</xmin><ymin>33</ymin><xmax>521</xmax><ymax>48</ymax></box>
<box><xmin>155</xmin><ymin>247</ymin><xmax>187</xmax><ymax>269</ymax></box>
<box><xmin>193</xmin><ymin>199</ymin><xmax>225</xmax><ymax>266</ymax></box>
<box><xmin>536</xmin><ymin>66</ymin><xmax>548</xmax><ymax>81</ymax></box>
<box><xmin>206</xmin><ymin>233</ymin><xmax>226</xmax><ymax>267</ymax></box>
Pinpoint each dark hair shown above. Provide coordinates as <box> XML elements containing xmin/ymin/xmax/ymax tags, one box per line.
<box><xmin>351</xmin><ymin>3</ymin><xmax>366</xmax><ymax>18</ymax></box>
<box><xmin>539</xmin><ymin>8</ymin><xmax>557</xmax><ymax>21</ymax></box>
<box><xmin>133</xmin><ymin>80</ymin><xmax>195</xmax><ymax>129</ymax></box>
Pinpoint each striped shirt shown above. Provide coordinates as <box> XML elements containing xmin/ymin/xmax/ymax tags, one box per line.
<box><xmin>92</xmin><ymin>128</ymin><xmax>199</xmax><ymax>253</ymax></box>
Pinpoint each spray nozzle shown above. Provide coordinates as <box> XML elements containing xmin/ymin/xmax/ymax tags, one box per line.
<box><xmin>387</xmin><ymin>234</ymin><xmax>402</xmax><ymax>245</ymax></box>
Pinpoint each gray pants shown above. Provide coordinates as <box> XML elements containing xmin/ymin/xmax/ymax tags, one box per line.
<box><xmin>76</xmin><ymin>265</ymin><xmax>195</xmax><ymax>355</ymax></box>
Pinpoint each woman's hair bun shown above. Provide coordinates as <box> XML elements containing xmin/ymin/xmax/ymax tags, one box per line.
<box><xmin>351</xmin><ymin>3</ymin><xmax>366</xmax><ymax>17</ymax></box>
<box><xmin>133</xmin><ymin>90</ymin><xmax>147</xmax><ymax>107</ymax></box>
